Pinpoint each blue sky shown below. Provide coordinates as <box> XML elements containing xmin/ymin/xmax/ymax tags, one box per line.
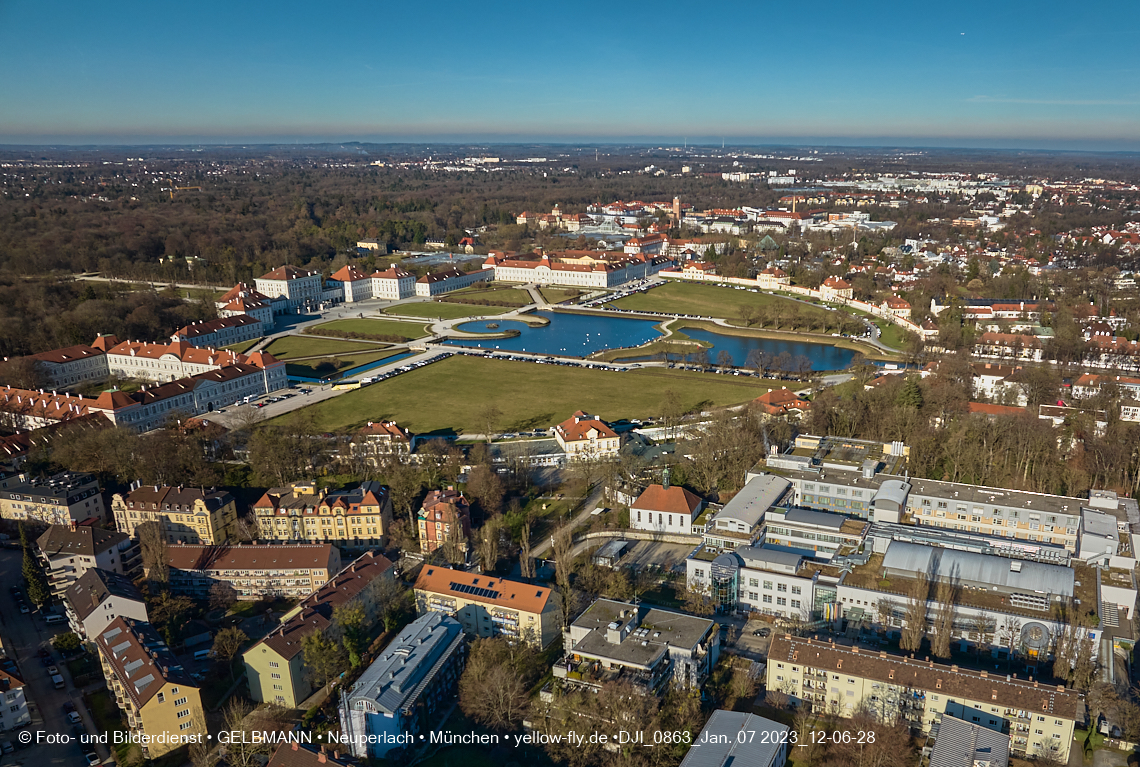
<box><xmin>2</xmin><ymin>0</ymin><xmax>1138</xmax><ymax>149</ymax></box>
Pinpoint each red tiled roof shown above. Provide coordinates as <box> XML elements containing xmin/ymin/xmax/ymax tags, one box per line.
<box><xmin>554</xmin><ymin>411</ymin><xmax>617</xmax><ymax>442</ymax></box>
<box><xmin>631</xmin><ymin>484</ymin><xmax>703</xmax><ymax>515</ymax></box>
<box><xmin>259</xmin><ymin>266</ymin><xmax>318</xmax><ymax>281</ymax></box>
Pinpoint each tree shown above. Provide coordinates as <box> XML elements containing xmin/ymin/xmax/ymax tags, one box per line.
<box><xmin>716</xmin><ymin>349</ymin><xmax>734</xmax><ymax>370</ymax></box>
<box><xmin>519</xmin><ymin>517</ymin><xmax>535</xmax><ymax>579</ymax></box>
<box><xmin>300</xmin><ymin>631</ymin><xmax>347</xmax><ymax>690</ymax></box>
<box><xmin>208</xmin><ymin>582</ymin><xmax>238</xmax><ymax>614</ymax></box>
<box><xmin>52</xmin><ymin>632</ymin><xmax>81</xmax><ymax>654</ymax></box>
<box><xmin>682</xmin><ymin>583</ymin><xmax>715</xmax><ymax>615</ymax></box>
<box><xmin>997</xmin><ymin>616</ymin><xmax>1022</xmax><ymax>668</ymax></box>
<box><xmin>971</xmin><ymin>611</ymin><xmax>995</xmax><ymax>661</ymax></box>
<box><xmin>466</xmin><ymin>464</ymin><xmax>504</xmax><ymax>516</ymax></box>
<box><xmin>476</xmin><ymin>514</ymin><xmax>503</xmax><ymax>574</ymax></box>
<box><xmin>899</xmin><ymin>571</ymin><xmax>928</xmax><ymax>653</ymax></box>
<box><xmin>551</xmin><ymin>527</ymin><xmax>577</xmax><ymax>628</ymax></box>
<box><xmin>220</xmin><ymin>699</ymin><xmax>291</xmax><ymax>767</ymax></box>
<box><xmin>458</xmin><ymin>637</ymin><xmax>530</xmax><ymax>731</ymax></box>
<box><xmin>479</xmin><ymin>403</ymin><xmax>503</xmax><ymax>442</ymax></box>
<box><xmin>211</xmin><ymin>626</ymin><xmax>248</xmax><ymax>680</ymax></box>
<box><xmin>22</xmin><ymin>547</ymin><xmax>50</xmax><ymax>606</ymax></box>
<box><xmin>137</xmin><ymin>521</ymin><xmax>169</xmax><ymax>584</ymax></box>
<box><xmin>931</xmin><ymin>575</ymin><xmax>958</xmax><ymax>660</ymax></box>
<box><xmin>333</xmin><ymin>602</ymin><xmax>368</xmax><ymax>669</ymax></box>
<box><xmin>746</xmin><ymin>348</ymin><xmax>771</xmax><ymax>378</ymax></box>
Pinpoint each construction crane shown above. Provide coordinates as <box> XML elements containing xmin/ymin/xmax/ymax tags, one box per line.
<box><xmin>165</xmin><ymin>180</ymin><xmax>202</xmax><ymax>200</ymax></box>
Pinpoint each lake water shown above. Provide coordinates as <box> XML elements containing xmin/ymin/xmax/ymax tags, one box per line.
<box><xmin>442</xmin><ymin>311</ymin><xmax>857</xmax><ymax>370</ymax></box>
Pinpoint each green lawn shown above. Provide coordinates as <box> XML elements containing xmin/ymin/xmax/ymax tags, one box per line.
<box><xmin>610</xmin><ymin>281</ymin><xmax>833</xmax><ymax>323</ymax></box>
<box><xmin>313</xmin><ymin>317</ymin><xmax>430</xmax><ymax>340</ymax></box>
<box><xmin>281</xmin><ymin>355</ymin><xmax>774</xmax><ymax>433</ymax></box>
<box><xmin>386</xmin><ymin>301</ymin><xmax>514</xmax><ymax>320</ymax></box>
<box><xmin>223</xmin><ymin>338</ymin><xmax>262</xmax><ymax>354</ymax></box>
<box><xmin>875</xmin><ymin>319</ymin><xmax>910</xmax><ymax>350</ymax></box>
<box><xmin>447</xmin><ymin>284</ymin><xmax>533</xmax><ymax>305</ymax></box>
<box><xmin>286</xmin><ymin>349</ymin><xmax>406</xmax><ymax>378</ymax></box>
<box><xmin>539</xmin><ymin>286</ymin><xmax>583</xmax><ymax>304</ymax></box>
<box><xmin>263</xmin><ymin>336</ymin><xmax>383</xmax><ymax>360</ymax></box>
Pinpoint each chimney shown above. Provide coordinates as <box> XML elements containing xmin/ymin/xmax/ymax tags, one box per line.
<box><xmin>318</xmin><ymin>753</ymin><xmax>327</xmax><ymax>764</ymax></box>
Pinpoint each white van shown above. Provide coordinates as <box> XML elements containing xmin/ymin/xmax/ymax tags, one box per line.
<box><xmin>45</xmin><ymin>614</ymin><xmax>66</xmax><ymax>625</ymax></box>
<box><xmin>193</xmin><ymin>649</ymin><xmax>212</xmax><ymax>662</ymax></box>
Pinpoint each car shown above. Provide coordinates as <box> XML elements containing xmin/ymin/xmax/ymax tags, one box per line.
<box><xmin>40</xmin><ymin>657</ymin><xmax>53</xmax><ymax>667</ymax></box>
<box><xmin>18</xmin><ymin>605</ymin><xmax>29</xmax><ymax>614</ymax></box>
<box><xmin>83</xmin><ymin>751</ymin><xmax>101</xmax><ymax>765</ymax></box>
<box><xmin>37</xmin><ymin>649</ymin><xmax>52</xmax><ymax>659</ymax></box>
<box><xmin>757</xmin><ymin>627</ymin><xmax>771</xmax><ymax>638</ymax></box>
<box><xmin>63</xmin><ymin>701</ymin><xmax>76</xmax><ymax>713</ymax></box>
<box><xmin>48</xmin><ymin>666</ymin><xmax>59</xmax><ymax>676</ymax></box>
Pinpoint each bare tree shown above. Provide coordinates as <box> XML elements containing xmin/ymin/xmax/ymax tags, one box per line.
<box><xmin>519</xmin><ymin>517</ymin><xmax>535</xmax><ymax>579</ymax></box>
<box><xmin>899</xmin><ymin>571</ymin><xmax>929</xmax><ymax>653</ymax></box>
<box><xmin>137</xmin><ymin>521</ymin><xmax>169</xmax><ymax>584</ymax></box>
<box><xmin>551</xmin><ymin>527</ymin><xmax>577</xmax><ymax>628</ymax></box>
<box><xmin>212</xmin><ymin>626</ymin><xmax>248</xmax><ymax>680</ymax></box>
<box><xmin>931</xmin><ymin>575</ymin><xmax>958</xmax><ymax>660</ymax></box>
<box><xmin>208</xmin><ymin>582</ymin><xmax>238</xmax><ymax>614</ymax></box>
<box><xmin>997</xmin><ymin>616</ymin><xmax>1022</xmax><ymax>669</ymax></box>
<box><xmin>220</xmin><ymin>700</ymin><xmax>291</xmax><ymax>767</ymax></box>
<box><xmin>476</xmin><ymin>514</ymin><xmax>502</xmax><ymax>573</ymax></box>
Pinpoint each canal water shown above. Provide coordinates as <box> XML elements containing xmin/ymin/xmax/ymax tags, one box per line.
<box><xmin>442</xmin><ymin>311</ymin><xmax>856</xmax><ymax>370</ymax></box>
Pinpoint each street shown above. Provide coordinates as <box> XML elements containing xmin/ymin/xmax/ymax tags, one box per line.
<box><xmin>0</xmin><ymin>549</ymin><xmax>107</xmax><ymax>766</ymax></box>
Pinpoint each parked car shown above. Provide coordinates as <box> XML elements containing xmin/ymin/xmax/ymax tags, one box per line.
<box><xmin>0</xmin><ymin>741</ymin><xmax>13</xmax><ymax>755</ymax></box>
<box><xmin>48</xmin><ymin>665</ymin><xmax>59</xmax><ymax>676</ymax></box>
<box><xmin>18</xmin><ymin>605</ymin><xmax>29</xmax><ymax>614</ymax></box>
<box><xmin>67</xmin><ymin>711</ymin><xmax>82</xmax><ymax>725</ymax></box>
<box><xmin>83</xmin><ymin>750</ymin><xmax>101</xmax><ymax>765</ymax></box>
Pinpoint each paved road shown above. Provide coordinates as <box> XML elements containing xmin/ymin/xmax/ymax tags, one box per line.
<box><xmin>72</xmin><ymin>273</ymin><xmax>231</xmax><ymax>292</ymax></box>
<box><xmin>528</xmin><ymin>483</ymin><xmax>607</xmax><ymax>560</ymax></box>
<box><xmin>0</xmin><ymin>549</ymin><xmax>107</xmax><ymax>766</ymax></box>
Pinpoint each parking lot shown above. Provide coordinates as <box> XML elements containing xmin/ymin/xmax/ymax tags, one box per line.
<box><xmin>616</xmin><ymin>541</ymin><xmax>697</xmax><ymax>574</ymax></box>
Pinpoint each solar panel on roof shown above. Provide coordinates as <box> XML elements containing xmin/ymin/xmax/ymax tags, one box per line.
<box><xmin>449</xmin><ymin>582</ymin><xmax>500</xmax><ymax>600</ymax></box>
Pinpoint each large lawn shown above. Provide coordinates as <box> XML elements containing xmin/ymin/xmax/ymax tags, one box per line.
<box><xmin>264</xmin><ymin>336</ymin><xmax>384</xmax><ymax>360</ymax></box>
<box><xmin>313</xmin><ymin>318</ymin><xmax>430</xmax><ymax>340</ymax></box>
<box><xmin>540</xmin><ymin>286</ymin><xmax>583</xmax><ymax>304</ymax></box>
<box><xmin>448</xmin><ymin>284</ymin><xmax>533</xmax><ymax>305</ymax></box>
<box><xmin>284</xmin><ymin>356</ymin><xmax>775</xmax><ymax>434</ymax></box>
<box><xmin>386</xmin><ymin>301</ymin><xmax>514</xmax><ymax>320</ymax></box>
<box><xmin>223</xmin><ymin>338</ymin><xmax>262</xmax><ymax>354</ymax></box>
<box><xmin>610</xmin><ymin>281</ymin><xmax>832</xmax><ymax>323</ymax></box>
<box><xmin>286</xmin><ymin>349</ymin><xmax>406</xmax><ymax>378</ymax></box>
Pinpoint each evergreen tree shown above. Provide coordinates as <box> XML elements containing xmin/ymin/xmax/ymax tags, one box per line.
<box><xmin>23</xmin><ymin>548</ymin><xmax>50</xmax><ymax>606</ymax></box>
<box><xmin>897</xmin><ymin>376</ymin><xmax>924</xmax><ymax>410</ymax></box>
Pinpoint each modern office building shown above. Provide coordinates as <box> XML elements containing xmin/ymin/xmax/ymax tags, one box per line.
<box><xmin>701</xmin><ymin>474</ymin><xmax>792</xmax><ymax>553</ymax></box>
<box><xmin>338</xmin><ymin>613</ymin><xmax>466</xmax><ymax>758</ymax></box>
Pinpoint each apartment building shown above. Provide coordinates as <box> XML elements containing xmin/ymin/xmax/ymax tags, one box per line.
<box><xmin>244</xmin><ymin>552</ymin><xmax>394</xmax><ymax>707</ymax></box>
<box><xmin>0</xmin><ymin>670</ymin><xmax>30</xmax><ymax>732</ymax></box>
<box><xmin>417</xmin><ymin>487</ymin><xmax>471</xmax><ymax>556</ymax></box>
<box><xmin>554</xmin><ymin>598</ymin><xmax>719</xmax><ymax>694</ymax></box>
<box><xmin>173</xmin><ymin>315</ymin><xmax>266</xmax><ymax>348</ymax></box>
<box><xmin>630</xmin><ymin>482</ymin><xmax>704</xmax><ymax>536</ymax></box>
<box><xmin>64</xmin><ymin>568</ymin><xmax>149</xmax><ymax>640</ymax></box>
<box><xmin>253</xmin><ymin>481</ymin><xmax>393</xmax><ymax>549</ymax></box>
<box><xmin>553</xmin><ymin>411</ymin><xmax>620</xmax><ymax>458</ymax></box>
<box><xmin>166</xmin><ymin>543</ymin><xmax>341</xmax><ymax>601</ymax></box>
<box><xmin>929</xmin><ymin>715</ymin><xmax>1010</xmax><ymax>767</ymax></box>
<box><xmin>113</xmin><ymin>485</ymin><xmax>238</xmax><ymax>545</ymax></box>
<box><xmin>37</xmin><ymin>524</ymin><xmax>141</xmax><ymax>598</ymax></box>
<box><xmin>255</xmin><ymin>266</ymin><xmax>323</xmax><ymax>312</ymax></box>
<box><xmin>96</xmin><ymin>617</ymin><xmax>206</xmax><ymax>758</ymax></box>
<box><xmin>349</xmin><ymin>421</ymin><xmax>411</xmax><ymax>464</ymax></box>
<box><xmin>0</xmin><ymin>471</ymin><xmax>105</xmax><ymax>525</ymax></box>
<box><xmin>414</xmin><ymin>566</ymin><xmax>559</xmax><ymax>647</ymax></box>
<box><xmin>766</xmin><ymin>634</ymin><xmax>1079</xmax><ymax>762</ymax></box>
<box><xmin>338</xmin><ymin>613</ymin><xmax>466</xmax><ymax>758</ymax></box>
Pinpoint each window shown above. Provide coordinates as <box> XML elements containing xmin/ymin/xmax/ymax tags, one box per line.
<box><xmin>268</xmin><ymin>662</ymin><xmax>279</xmax><ymax>668</ymax></box>
<box><xmin>270</xmin><ymin>673</ymin><xmax>281</xmax><ymax>679</ymax></box>
<box><xmin>157</xmin><ymin>693</ymin><xmax>165</xmax><ymax>703</ymax></box>
<box><xmin>8</xmin><ymin>705</ymin><xmax>17</xmax><ymax>713</ymax></box>
<box><xmin>174</xmin><ymin>697</ymin><xmax>187</xmax><ymax>706</ymax></box>
<box><xmin>749</xmin><ymin>578</ymin><xmax>759</xmax><ymax>587</ymax></box>
<box><xmin>791</xmin><ymin>599</ymin><xmax>801</xmax><ymax>609</ymax></box>
<box><xmin>763</xmin><ymin>595</ymin><xmax>772</xmax><ymax>604</ymax></box>
<box><xmin>777</xmin><ymin>583</ymin><xmax>787</xmax><ymax>592</ymax></box>
<box><xmin>177</xmin><ymin>709</ymin><xmax>190</xmax><ymax>719</ymax></box>
<box><xmin>777</xmin><ymin>597</ymin><xmax>786</xmax><ymax>606</ymax></box>
<box><xmin>273</xmin><ymin>684</ymin><xmax>283</xmax><ymax>690</ymax></box>
<box><xmin>180</xmin><ymin>722</ymin><xmax>194</xmax><ymax>730</ymax></box>
<box><xmin>792</xmin><ymin>586</ymin><xmax>802</xmax><ymax>595</ymax></box>
<box><xmin>171</xmin><ymin>687</ymin><xmax>179</xmax><ymax>694</ymax></box>
<box><xmin>763</xmin><ymin>581</ymin><xmax>773</xmax><ymax>590</ymax></box>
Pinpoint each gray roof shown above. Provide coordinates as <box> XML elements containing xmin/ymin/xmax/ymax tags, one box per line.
<box><xmin>783</xmin><ymin>507</ymin><xmax>847</xmax><ymax>530</ymax></box>
<box><xmin>570</xmin><ymin>599</ymin><xmax>715</xmax><ymax>668</ymax></box>
<box><xmin>929</xmin><ymin>715</ymin><xmax>1010</xmax><ymax>767</ymax></box>
<box><xmin>1082</xmin><ymin>508</ymin><xmax>1117</xmax><ymax>539</ymax></box>
<box><xmin>872</xmin><ymin>479</ymin><xmax>911</xmax><ymax>508</ymax></box>
<box><xmin>680</xmin><ymin>710</ymin><xmax>788</xmax><ymax>767</ymax></box>
<box><xmin>712</xmin><ymin>475</ymin><xmax>790</xmax><ymax>528</ymax></box>
<box><xmin>881</xmin><ymin>541</ymin><xmax>1074</xmax><ymax>598</ymax></box>
<box><xmin>345</xmin><ymin>613</ymin><xmax>463</xmax><ymax>715</ymax></box>
<box><xmin>736</xmin><ymin>545</ymin><xmax>805</xmax><ymax>574</ymax></box>
<box><xmin>65</xmin><ymin>569</ymin><xmax>146</xmax><ymax>622</ymax></box>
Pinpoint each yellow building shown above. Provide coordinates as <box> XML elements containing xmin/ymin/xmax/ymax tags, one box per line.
<box><xmin>414</xmin><ymin>566</ymin><xmax>559</xmax><ymax>647</ymax></box>
<box><xmin>112</xmin><ymin>486</ymin><xmax>238</xmax><ymax>545</ymax></box>
<box><xmin>766</xmin><ymin>634</ymin><xmax>1078</xmax><ymax>763</ymax></box>
<box><xmin>252</xmin><ymin>481</ymin><xmax>393</xmax><ymax>549</ymax></box>
<box><xmin>243</xmin><ymin>552</ymin><xmax>394</xmax><ymax>707</ymax></box>
<box><xmin>95</xmin><ymin>617</ymin><xmax>206</xmax><ymax>759</ymax></box>
<box><xmin>553</xmin><ymin>411</ymin><xmax>620</xmax><ymax>458</ymax></box>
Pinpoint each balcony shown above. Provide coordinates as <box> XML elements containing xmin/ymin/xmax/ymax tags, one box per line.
<box><xmin>552</xmin><ymin>656</ymin><xmax>665</xmax><ymax>695</ymax></box>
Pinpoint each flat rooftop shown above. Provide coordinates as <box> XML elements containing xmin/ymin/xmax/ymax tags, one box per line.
<box><xmin>570</xmin><ymin>599</ymin><xmax>714</xmax><ymax>668</ymax></box>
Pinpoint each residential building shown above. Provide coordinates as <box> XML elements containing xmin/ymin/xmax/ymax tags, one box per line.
<box><xmin>484</xmin><ymin>252</ymin><xmax>672</xmax><ymax>288</ymax></box>
<box><xmin>553</xmin><ymin>411</ymin><xmax>620</xmax><ymax>458</ymax></box>
<box><xmin>0</xmin><ymin>471</ymin><xmax>105</xmax><ymax>525</ymax></box>
<box><xmin>753</xmin><ymin>388</ymin><xmax>811</xmax><ymax>416</ymax></box>
<box><xmin>113</xmin><ymin>485</ymin><xmax>238</xmax><ymax>545</ymax></box>
<box><xmin>760</xmin><ymin>506</ymin><xmax>867</xmax><ymax>561</ymax></box>
<box><xmin>216</xmin><ymin>283</ymin><xmax>275</xmax><ymax>326</ymax></box>
<box><xmin>701</xmin><ymin>474</ymin><xmax>792</xmax><ymax>552</ymax></box>
<box><xmin>820</xmin><ymin>276</ymin><xmax>853</xmax><ymax>300</ymax></box>
<box><xmin>349</xmin><ymin>421</ymin><xmax>412</xmax><ymax>464</ymax></box>
<box><xmin>268</xmin><ymin>743</ymin><xmax>352</xmax><ymax>767</ymax></box>
<box><xmin>766</xmin><ymin>633</ymin><xmax>1078</xmax><ymax>762</ymax></box>
<box><xmin>554</xmin><ymin>598</ymin><xmax>719</xmax><ymax>694</ymax></box>
<box><xmin>253</xmin><ymin>480</ymin><xmax>393</xmax><ymax>549</ymax></box>
<box><xmin>338</xmin><ymin>613</ymin><xmax>466</xmax><ymax>758</ymax></box>
<box><xmin>417</xmin><ymin>487</ymin><xmax>471</xmax><ymax>556</ymax></box>
<box><xmin>96</xmin><ymin>617</ymin><xmax>206</xmax><ymax>758</ymax></box>
<box><xmin>173</xmin><ymin>315</ymin><xmax>266</xmax><ymax>348</ymax></box>
<box><xmin>971</xmin><ymin>363</ymin><xmax>1028</xmax><ymax>405</ymax></box>
<box><xmin>414</xmin><ymin>267</ymin><xmax>492</xmax><ymax>296</ymax></box>
<box><xmin>414</xmin><ymin>565</ymin><xmax>559</xmax><ymax>647</ymax></box>
<box><xmin>27</xmin><ymin>344</ymin><xmax>107</xmax><ymax>389</ymax></box>
<box><xmin>680</xmin><ymin>710</ymin><xmax>788</xmax><ymax>767</ymax></box>
<box><xmin>0</xmin><ymin>669</ymin><xmax>30</xmax><ymax>732</ymax></box>
<box><xmin>328</xmin><ymin>265</ymin><xmax>373</xmax><ymax>303</ymax></box>
<box><xmin>881</xmin><ymin>297</ymin><xmax>912</xmax><ymax>319</ymax></box>
<box><xmin>166</xmin><ymin>543</ymin><xmax>341</xmax><ymax>601</ymax></box>
<box><xmin>370</xmin><ymin>266</ymin><xmax>416</xmax><ymax>300</ymax></box>
<box><xmin>630</xmin><ymin>482</ymin><xmax>704</xmax><ymax>535</ymax></box>
<box><xmin>64</xmin><ymin>568</ymin><xmax>149</xmax><ymax>640</ymax></box>
<box><xmin>244</xmin><ymin>552</ymin><xmax>395</xmax><ymax>707</ymax></box>
<box><xmin>37</xmin><ymin>523</ymin><xmax>141</xmax><ymax>598</ymax></box>
<box><xmin>929</xmin><ymin>715</ymin><xmax>1010</xmax><ymax>767</ymax></box>
<box><xmin>256</xmin><ymin>266</ymin><xmax>324</xmax><ymax>312</ymax></box>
